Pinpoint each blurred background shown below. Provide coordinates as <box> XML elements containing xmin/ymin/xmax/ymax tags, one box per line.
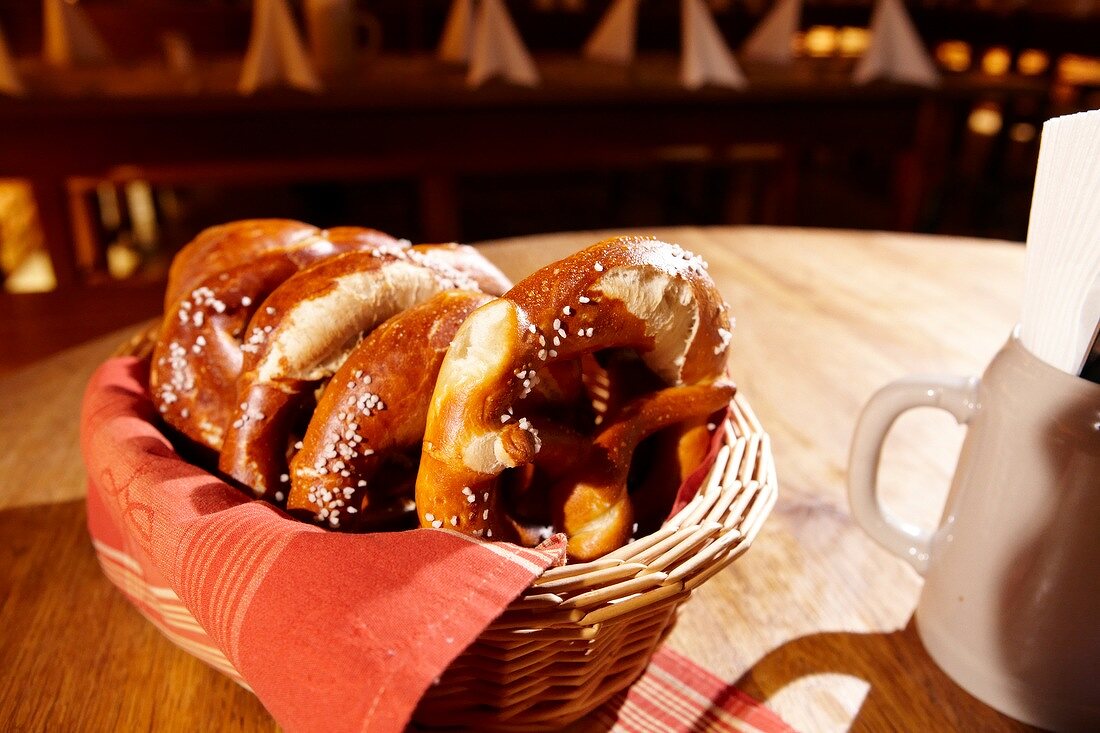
<box><xmin>1</xmin><ymin>0</ymin><xmax>1098</xmax><ymax>368</ymax></box>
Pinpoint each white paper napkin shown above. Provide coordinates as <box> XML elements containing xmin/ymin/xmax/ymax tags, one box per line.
<box><xmin>681</xmin><ymin>0</ymin><xmax>747</xmax><ymax>91</ymax></box>
<box><xmin>741</xmin><ymin>0</ymin><xmax>801</xmax><ymax>65</ymax></box>
<box><xmin>852</xmin><ymin>0</ymin><xmax>938</xmax><ymax>87</ymax></box>
<box><xmin>583</xmin><ymin>0</ymin><xmax>639</xmax><ymax>66</ymax></box>
<box><xmin>0</xmin><ymin>22</ymin><xmax>23</xmax><ymax>96</ymax></box>
<box><xmin>467</xmin><ymin>0</ymin><xmax>540</xmax><ymax>88</ymax></box>
<box><xmin>43</xmin><ymin>0</ymin><xmax>111</xmax><ymax>68</ymax></box>
<box><xmin>239</xmin><ymin>0</ymin><xmax>322</xmax><ymax>94</ymax></box>
<box><xmin>439</xmin><ymin>0</ymin><xmax>476</xmax><ymax>64</ymax></box>
<box><xmin>1020</xmin><ymin>109</ymin><xmax>1100</xmax><ymax>375</ymax></box>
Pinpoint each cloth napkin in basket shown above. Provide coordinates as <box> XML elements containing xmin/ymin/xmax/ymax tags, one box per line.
<box><xmin>82</xmin><ymin>357</ymin><xmax>789</xmax><ymax>732</ymax></box>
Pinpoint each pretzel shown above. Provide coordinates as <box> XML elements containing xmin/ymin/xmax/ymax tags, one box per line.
<box><xmin>577</xmin><ymin>350</ymin><xmax>714</xmax><ymax>536</ymax></box>
<box><xmin>166</xmin><ymin>219</ymin><xmax>314</xmax><ymax>309</ymax></box>
<box><xmin>151</xmin><ymin>225</ymin><xmax>403</xmax><ymax>452</ymax></box>
<box><xmin>286</xmin><ymin>290</ymin><xmax>494</xmax><ymax>529</ymax></box>
<box><xmin>497</xmin><ymin>416</ymin><xmax>593</xmax><ymax>543</ymax></box>
<box><xmin>164</xmin><ymin>219</ymin><xmax>401</xmax><ymax>309</ymax></box>
<box><xmin>409</xmin><ymin>243</ymin><xmax>512</xmax><ymax>295</ymax></box>
<box><xmin>552</xmin><ymin>382</ymin><xmax>734</xmax><ymax>560</ymax></box>
<box><xmin>414</xmin><ymin>236</ymin><xmax>733</xmax><ymax>554</ymax></box>
<box><xmin>485</xmin><ymin>359</ymin><xmax>596</xmax><ymax>531</ymax></box>
<box><xmin>220</xmin><ymin>245</ymin><xmax>510</xmax><ymax>497</ymax></box>
<box><xmin>504</xmin><ymin>353</ymin><xmax>686</xmax><ymax>538</ymax></box>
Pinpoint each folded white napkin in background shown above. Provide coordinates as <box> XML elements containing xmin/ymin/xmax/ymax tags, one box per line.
<box><xmin>741</xmin><ymin>0</ymin><xmax>801</xmax><ymax>65</ymax></box>
<box><xmin>852</xmin><ymin>0</ymin><xmax>939</xmax><ymax>87</ymax></box>
<box><xmin>681</xmin><ymin>0</ymin><xmax>747</xmax><ymax>90</ymax></box>
<box><xmin>43</xmin><ymin>0</ymin><xmax>111</xmax><ymax>68</ymax></box>
<box><xmin>1020</xmin><ymin>109</ymin><xmax>1100</xmax><ymax>375</ymax></box>
<box><xmin>239</xmin><ymin>0</ymin><xmax>322</xmax><ymax>94</ymax></box>
<box><xmin>583</xmin><ymin>0</ymin><xmax>639</xmax><ymax>66</ymax></box>
<box><xmin>438</xmin><ymin>0</ymin><xmax>476</xmax><ymax>64</ymax></box>
<box><xmin>468</xmin><ymin>0</ymin><xmax>540</xmax><ymax>88</ymax></box>
<box><xmin>0</xmin><ymin>22</ymin><xmax>23</xmax><ymax>96</ymax></box>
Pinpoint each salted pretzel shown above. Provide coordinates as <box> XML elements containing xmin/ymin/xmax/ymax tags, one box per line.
<box><xmin>165</xmin><ymin>219</ymin><xmax>402</xmax><ymax>309</ymax></box>
<box><xmin>151</xmin><ymin>225</ymin><xmax>404</xmax><ymax>452</ymax></box>
<box><xmin>220</xmin><ymin>245</ymin><xmax>510</xmax><ymax>497</ymax></box>
<box><xmin>165</xmin><ymin>219</ymin><xmax>316</xmax><ymax>309</ymax></box>
<box><xmin>577</xmin><ymin>349</ymin><xmax>716</xmax><ymax>535</ymax></box>
<box><xmin>414</xmin><ymin>236</ymin><xmax>734</xmax><ymax>554</ymax></box>
<box><xmin>505</xmin><ymin>352</ymin><xmax>720</xmax><ymax>544</ymax></box>
<box><xmin>552</xmin><ymin>382</ymin><xmax>734</xmax><ymax>559</ymax></box>
<box><xmin>286</xmin><ymin>290</ymin><xmax>494</xmax><ymax>529</ymax></box>
<box><xmin>408</xmin><ymin>243</ymin><xmax>512</xmax><ymax>295</ymax></box>
<box><xmin>504</xmin><ymin>352</ymin><xmax>674</xmax><ymax>536</ymax></box>
<box><xmin>487</xmin><ymin>360</ymin><xmax>598</xmax><ymax>537</ymax></box>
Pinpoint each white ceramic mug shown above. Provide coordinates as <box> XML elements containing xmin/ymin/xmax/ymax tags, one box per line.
<box><xmin>848</xmin><ymin>332</ymin><xmax>1100</xmax><ymax>731</ymax></box>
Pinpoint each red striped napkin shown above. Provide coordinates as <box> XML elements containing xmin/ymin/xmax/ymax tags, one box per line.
<box><xmin>82</xmin><ymin>356</ymin><xmax>790</xmax><ymax>733</ymax></box>
<box><xmin>595</xmin><ymin>647</ymin><xmax>794</xmax><ymax>733</ymax></box>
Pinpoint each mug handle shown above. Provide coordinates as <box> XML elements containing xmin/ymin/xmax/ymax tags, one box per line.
<box><xmin>847</xmin><ymin>375</ymin><xmax>979</xmax><ymax>575</ymax></box>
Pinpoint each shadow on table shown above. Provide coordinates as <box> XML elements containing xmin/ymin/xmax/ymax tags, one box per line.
<box><xmin>733</xmin><ymin>619</ymin><xmax>1042</xmax><ymax>732</ymax></box>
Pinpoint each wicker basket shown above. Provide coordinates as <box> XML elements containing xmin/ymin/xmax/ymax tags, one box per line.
<box><xmin>112</xmin><ymin>329</ymin><xmax>777</xmax><ymax>731</ymax></box>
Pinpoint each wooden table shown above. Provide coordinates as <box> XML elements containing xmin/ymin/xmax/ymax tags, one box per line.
<box><xmin>0</xmin><ymin>227</ymin><xmax>1035</xmax><ymax>732</ymax></box>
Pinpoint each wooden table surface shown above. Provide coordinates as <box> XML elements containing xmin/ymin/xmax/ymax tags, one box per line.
<box><xmin>0</xmin><ymin>226</ymin><xmax>1036</xmax><ymax>732</ymax></box>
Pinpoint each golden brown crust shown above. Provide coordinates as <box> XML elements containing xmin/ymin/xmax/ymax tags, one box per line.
<box><xmin>219</xmin><ymin>245</ymin><xmax>509</xmax><ymax>497</ymax></box>
<box><xmin>164</xmin><ymin>220</ymin><xmax>398</xmax><ymax>309</ymax></box>
<box><xmin>414</xmin><ymin>236</ymin><xmax>733</xmax><ymax>555</ymax></box>
<box><xmin>151</xmin><ymin>225</ymin><xmax>404</xmax><ymax>452</ymax></box>
<box><xmin>552</xmin><ymin>381</ymin><xmax>734</xmax><ymax>560</ymax></box>
<box><xmin>154</xmin><ymin>225</ymin><xmax>735</xmax><ymax>558</ymax></box>
<box><xmin>167</xmin><ymin>221</ymin><xmax>405</xmax><ymax>309</ymax></box>
<box><xmin>287</xmin><ymin>290</ymin><xmax>494</xmax><ymax>530</ymax></box>
<box><xmin>152</xmin><ymin>254</ymin><xmax>299</xmax><ymax>452</ymax></box>
<box><xmin>410</xmin><ymin>243</ymin><xmax>512</xmax><ymax>296</ymax></box>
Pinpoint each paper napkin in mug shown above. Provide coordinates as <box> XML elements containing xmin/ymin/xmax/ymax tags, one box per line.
<box><xmin>1020</xmin><ymin>109</ymin><xmax>1100</xmax><ymax>375</ymax></box>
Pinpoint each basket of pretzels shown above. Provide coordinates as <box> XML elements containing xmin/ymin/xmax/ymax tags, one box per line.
<box><xmin>91</xmin><ymin>220</ymin><xmax>777</xmax><ymax>732</ymax></box>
